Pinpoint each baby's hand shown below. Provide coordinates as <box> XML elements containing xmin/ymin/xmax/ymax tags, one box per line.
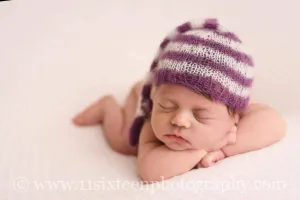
<box><xmin>196</xmin><ymin>125</ymin><xmax>237</xmax><ymax>168</ymax></box>
<box><xmin>208</xmin><ymin>125</ymin><xmax>237</xmax><ymax>151</ymax></box>
<box><xmin>196</xmin><ymin>150</ymin><xmax>226</xmax><ymax>168</ymax></box>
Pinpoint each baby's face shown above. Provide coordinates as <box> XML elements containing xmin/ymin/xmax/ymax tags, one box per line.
<box><xmin>150</xmin><ymin>84</ymin><xmax>237</xmax><ymax>151</ymax></box>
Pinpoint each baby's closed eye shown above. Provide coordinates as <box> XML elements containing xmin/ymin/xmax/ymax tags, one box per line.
<box><xmin>193</xmin><ymin>112</ymin><xmax>214</xmax><ymax>121</ymax></box>
<box><xmin>158</xmin><ymin>101</ymin><xmax>176</xmax><ymax>109</ymax></box>
<box><xmin>158</xmin><ymin>103</ymin><xmax>176</xmax><ymax>113</ymax></box>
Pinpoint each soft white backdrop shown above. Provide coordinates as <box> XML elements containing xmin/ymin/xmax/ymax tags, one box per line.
<box><xmin>1</xmin><ymin>0</ymin><xmax>300</xmax><ymax>200</ymax></box>
<box><xmin>1</xmin><ymin>0</ymin><xmax>300</xmax><ymax>115</ymax></box>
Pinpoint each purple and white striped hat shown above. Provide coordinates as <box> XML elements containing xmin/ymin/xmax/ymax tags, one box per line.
<box><xmin>129</xmin><ymin>18</ymin><xmax>254</xmax><ymax>146</ymax></box>
<box><xmin>150</xmin><ymin>18</ymin><xmax>254</xmax><ymax>109</ymax></box>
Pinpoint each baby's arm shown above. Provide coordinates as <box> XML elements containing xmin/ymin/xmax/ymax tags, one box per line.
<box><xmin>137</xmin><ymin>120</ymin><xmax>207</xmax><ymax>182</ymax></box>
<box><xmin>200</xmin><ymin>103</ymin><xmax>286</xmax><ymax>168</ymax></box>
<box><xmin>221</xmin><ymin>103</ymin><xmax>286</xmax><ymax>157</ymax></box>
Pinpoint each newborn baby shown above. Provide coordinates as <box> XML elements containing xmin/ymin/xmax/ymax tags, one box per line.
<box><xmin>73</xmin><ymin>19</ymin><xmax>286</xmax><ymax>182</ymax></box>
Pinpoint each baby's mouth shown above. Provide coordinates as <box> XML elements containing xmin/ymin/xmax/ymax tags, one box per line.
<box><xmin>164</xmin><ymin>134</ymin><xmax>188</xmax><ymax>143</ymax></box>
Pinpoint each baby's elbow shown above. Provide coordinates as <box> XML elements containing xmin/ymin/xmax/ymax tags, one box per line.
<box><xmin>272</xmin><ymin>109</ymin><xmax>286</xmax><ymax>140</ymax></box>
<box><xmin>264</xmin><ymin>106</ymin><xmax>287</xmax><ymax>141</ymax></box>
<box><xmin>138</xmin><ymin>159</ymin><xmax>164</xmax><ymax>183</ymax></box>
<box><xmin>138</xmin><ymin>164</ymin><xmax>161</xmax><ymax>183</ymax></box>
<box><xmin>277</xmin><ymin>115</ymin><xmax>287</xmax><ymax>140</ymax></box>
<box><xmin>139</xmin><ymin>172</ymin><xmax>159</xmax><ymax>183</ymax></box>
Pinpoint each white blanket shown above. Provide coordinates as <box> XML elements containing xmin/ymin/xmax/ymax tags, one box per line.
<box><xmin>1</xmin><ymin>101</ymin><xmax>299</xmax><ymax>200</ymax></box>
<box><xmin>1</xmin><ymin>0</ymin><xmax>300</xmax><ymax>199</ymax></box>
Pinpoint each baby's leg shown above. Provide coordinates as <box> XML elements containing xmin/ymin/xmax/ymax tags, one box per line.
<box><xmin>73</xmin><ymin>81</ymin><xmax>143</xmax><ymax>155</ymax></box>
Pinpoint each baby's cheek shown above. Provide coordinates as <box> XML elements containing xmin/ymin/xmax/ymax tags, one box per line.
<box><xmin>195</xmin><ymin>135</ymin><xmax>211</xmax><ymax>148</ymax></box>
<box><xmin>152</xmin><ymin>113</ymin><xmax>170</xmax><ymax>135</ymax></box>
<box><xmin>192</xmin><ymin>126</ymin><xmax>217</xmax><ymax>148</ymax></box>
<box><xmin>214</xmin><ymin>121</ymin><xmax>232</xmax><ymax>137</ymax></box>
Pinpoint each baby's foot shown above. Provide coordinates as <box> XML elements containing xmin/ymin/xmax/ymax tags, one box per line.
<box><xmin>72</xmin><ymin>95</ymin><xmax>111</xmax><ymax>126</ymax></box>
<box><xmin>198</xmin><ymin>150</ymin><xmax>225</xmax><ymax>168</ymax></box>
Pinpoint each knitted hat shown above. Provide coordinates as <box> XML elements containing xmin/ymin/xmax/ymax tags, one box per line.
<box><xmin>129</xmin><ymin>18</ymin><xmax>254</xmax><ymax>146</ymax></box>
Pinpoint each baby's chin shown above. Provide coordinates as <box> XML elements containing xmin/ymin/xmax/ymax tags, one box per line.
<box><xmin>164</xmin><ymin>141</ymin><xmax>191</xmax><ymax>151</ymax></box>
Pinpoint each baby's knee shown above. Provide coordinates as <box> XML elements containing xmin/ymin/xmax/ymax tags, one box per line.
<box><xmin>111</xmin><ymin>141</ymin><xmax>137</xmax><ymax>155</ymax></box>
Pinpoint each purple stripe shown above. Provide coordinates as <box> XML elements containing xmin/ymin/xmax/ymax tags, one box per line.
<box><xmin>129</xmin><ymin>116</ymin><xmax>145</xmax><ymax>146</ymax></box>
<box><xmin>160</xmin><ymin>38</ymin><xmax>170</xmax><ymax>49</ymax></box>
<box><xmin>154</xmin><ymin>69</ymin><xmax>250</xmax><ymax>109</ymax></box>
<box><xmin>141</xmin><ymin>98</ymin><xmax>152</xmax><ymax>115</ymax></box>
<box><xmin>150</xmin><ymin>60</ymin><xmax>158</xmax><ymax>70</ymax></box>
<box><xmin>161</xmin><ymin>51</ymin><xmax>253</xmax><ymax>87</ymax></box>
<box><xmin>141</xmin><ymin>84</ymin><xmax>152</xmax><ymax>99</ymax></box>
<box><xmin>174</xmin><ymin>34</ymin><xmax>253</xmax><ymax>66</ymax></box>
<box><xmin>177</xmin><ymin>22</ymin><xmax>192</xmax><ymax>33</ymax></box>
<box><xmin>214</xmin><ymin>31</ymin><xmax>242</xmax><ymax>43</ymax></box>
<box><xmin>203</xmin><ymin>18</ymin><xmax>219</xmax><ymax>30</ymax></box>
<box><xmin>203</xmin><ymin>18</ymin><xmax>241</xmax><ymax>42</ymax></box>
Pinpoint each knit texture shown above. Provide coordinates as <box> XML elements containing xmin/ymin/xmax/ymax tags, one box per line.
<box><xmin>129</xmin><ymin>18</ymin><xmax>255</xmax><ymax>146</ymax></box>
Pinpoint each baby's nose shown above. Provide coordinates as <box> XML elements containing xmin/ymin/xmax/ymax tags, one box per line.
<box><xmin>171</xmin><ymin>112</ymin><xmax>191</xmax><ymax>128</ymax></box>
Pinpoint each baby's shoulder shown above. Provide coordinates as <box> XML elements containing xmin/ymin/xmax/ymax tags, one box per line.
<box><xmin>249</xmin><ymin>98</ymin><xmax>259</xmax><ymax>104</ymax></box>
<box><xmin>240</xmin><ymin>99</ymin><xmax>271</xmax><ymax>118</ymax></box>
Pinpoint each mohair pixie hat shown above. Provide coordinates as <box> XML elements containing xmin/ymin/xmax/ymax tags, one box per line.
<box><xmin>129</xmin><ymin>18</ymin><xmax>254</xmax><ymax>146</ymax></box>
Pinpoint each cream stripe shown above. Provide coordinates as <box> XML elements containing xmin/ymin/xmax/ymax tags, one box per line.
<box><xmin>189</xmin><ymin>19</ymin><xmax>206</xmax><ymax>29</ymax></box>
<box><xmin>184</xmin><ymin>29</ymin><xmax>250</xmax><ymax>55</ymax></box>
<box><xmin>164</xmin><ymin>42</ymin><xmax>253</xmax><ymax>78</ymax></box>
<box><xmin>157</xmin><ymin>59</ymin><xmax>250</xmax><ymax>98</ymax></box>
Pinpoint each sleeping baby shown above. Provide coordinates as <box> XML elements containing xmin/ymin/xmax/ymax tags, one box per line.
<box><xmin>72</xmin><ymin>18</ymin><xmax>286</xmax><ymax>182</ymax></box>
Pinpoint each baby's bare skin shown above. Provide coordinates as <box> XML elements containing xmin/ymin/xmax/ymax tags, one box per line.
<box><xmin>73</xmin><ymin>81</ymin><xmax>286</xmax><ymax>180</ymax></box>
<box><xmin>73</xmin><ymin>81</ymin><xmax>143</xmax><ymax>155</ymax></box>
